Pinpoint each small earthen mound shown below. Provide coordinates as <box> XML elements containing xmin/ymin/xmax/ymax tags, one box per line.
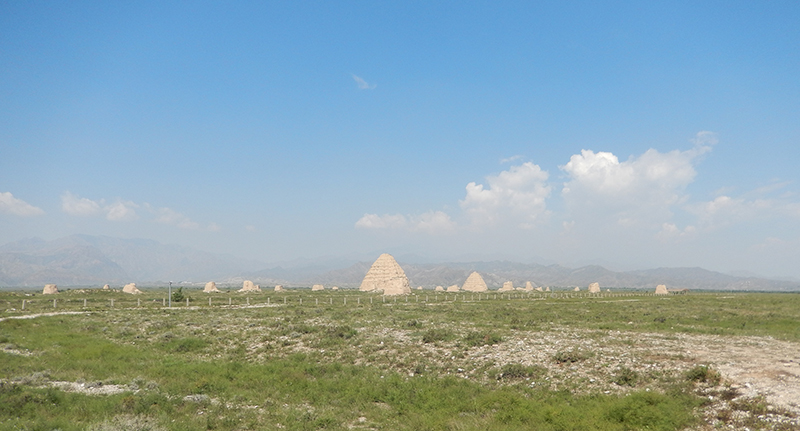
<box><xmin>524</xmin><ymin>281</ymin><xmax>535</xmax><ymax>292</ymax></box>
<box><xmin>655</xmin><ymin>284</ymin><xmax>669</xmax><ymax>295</ymax></box>
<box><xmin>446</xmin><ymin>284</ymin><xmax>460</xmax><ymax>292</ymax></box>
<box><xmin>203</xmin><ymin>281</ymin><xmax>221</xmax><ymax>293</ymax></box>
<box><xmin>312</xmin><ymin>284</ymin><xmax>325</xmax><ymax>291</ymax></box>
<box><xmin>102</xmin><ymin>284</ymin><xmax>110</xmax><ymax>290</ymax></box>
<box><xmin>545</xmin><ymin>286</ymin><xmax>551</xmax><ymax>292</ymax></box>
<box><xmin>435</xmin><ymin>285</ymin><xmax>444</xmax><ymax>292</ymax></box>
<box><xmin>123</xmin><ymin>283</ymin><xmax>142</xmax><ymax>294</ymax></box>
<box><xmin>588</xmin><ymin>282</ymin><xmax>600</xmax><ymax>293</ymax></box>
<box><xmin>239</xmin><ymin>280</ymin><xmax>261</xmax><ymax>292</ymax></box>
<box><xmin>331</xmin><ymin>286</ymin><xmax>339</xmax><ymax>291</ymax></box>
<box><xmin>417</xmin><ymin>286</ymin><xmax>423</xmax><ymax>290</ymax></box>
<box><xmin>573</xmin><ymin>286</ymin><xmax>581</xmax><ymax>292</ymax></box>
<box><xmin>42</xmin><ymin>284</ymin><xmax>58</xmax><ymax>295</ymax></box>
<box><xmin>535</xmin><ymin>286</ymin><xmax>543</xmax><ymax>292</ymax></box>
<box><xmin>498</xmin><ymin>281</ymin><xmax>514</xmax><ymax>292</ymax></box>
<box><xmin>461</xmin><ymin>271</ymin><xmax>488</xmax><ymax>292</ymax></box>
<box><xmin>274</xmin><ymin>285</ymin><xmax>284</xmax><ymax>292</ymax></box>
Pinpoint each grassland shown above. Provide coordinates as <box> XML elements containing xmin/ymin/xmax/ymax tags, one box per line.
<box><xmin>1</xmin><ymin>288</ymin><xmax>799</xmax><ymax>430</ymax></box>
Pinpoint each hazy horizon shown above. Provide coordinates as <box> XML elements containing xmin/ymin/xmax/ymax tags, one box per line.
<box><xmin>2</xmin><ymin>3</ymin><xmax>800</xmax><ymax>279</ymax></box>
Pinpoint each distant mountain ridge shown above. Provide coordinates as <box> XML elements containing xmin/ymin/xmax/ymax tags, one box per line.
<box><xmin>0</xmin><ymin>235</ymin><xmax>797</xmax><ymax>291</ymax></box>
<box><xmin>298</xmin><ymin>261</ymin><xmax>798</xmax><ymax>291</ymax></box>
<box><xmin>0</xmin><ymin>235</ymin><xmax>258</xmax><ymax>286</ymax></box>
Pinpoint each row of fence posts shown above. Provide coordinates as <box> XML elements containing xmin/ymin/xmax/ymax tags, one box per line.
<box><xmin>15</xmin><ymin>290</ymin><xmax>673</xmax><ymax>311</ymax></box>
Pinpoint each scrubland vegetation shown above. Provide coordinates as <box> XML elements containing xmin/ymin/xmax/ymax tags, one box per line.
<box><xmin>1</xmin><ymin>289</ymin><xmax>798</xmax><ymax>430</ymax></box>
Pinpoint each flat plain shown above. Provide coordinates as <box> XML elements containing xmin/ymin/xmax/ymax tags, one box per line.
<box><xmin>1</xmin><ymin>288</ymin><xmax>799</xmax><ymax>430</ymax></box>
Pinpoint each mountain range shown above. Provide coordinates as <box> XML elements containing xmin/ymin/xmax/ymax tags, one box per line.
<box><xmin>0</xmin><ymin>235</ymin><xmax>797</xmax><ymax>291</ymax></box>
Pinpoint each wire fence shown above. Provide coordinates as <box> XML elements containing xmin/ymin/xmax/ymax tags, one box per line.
<box><xmin>1</xmin><ymin>289</ymin><xmax>686</xmax><ymax>316</ymax></box>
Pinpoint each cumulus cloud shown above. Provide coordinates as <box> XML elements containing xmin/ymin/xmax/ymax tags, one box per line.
<box><xmin>0</xmin><ymin>192</ymin><xmax>44</xmax><ymax>217</ymax></box>
<box><xmin>62</xmin><ymin>192</ymin><xmax>138</xmax><ymax>221</ymax></box>
<box><xmin>459</xmin><ymin>162</ymin><xmax>551</xmax><ymax>227</ymax></box>
<box><xmin>61</xmin><ymin>191</ymin><xmax>101</xmax><ymax>216</ymax></box>
<box><xmin>154</xmin><ymin>207</ymin><xmax>201</xmax><ymax>229</ymax></box>
<box><xmin>558</xmin><ymin>133</ymin><xmax>720</xmax><ymax>233</ymax></box>
<box><xmin>356</xmin><ymin>213</ymin><xmax>408</xmax><ymax>230</ymax></box>
<box><xmin>352</xmin><ymin>74</ymin><xmax>376</xmax><ymax>90</ymax></box>
<box><xmin>355</xmin><ymin>211</ymin><xmax>456</xmax><ymax>234</ymax></box>
<box><xmin>61</xmin><ymin>191</ymin><xmax>221</xmax><ymax>229</ymax></box>
<box><xmin>500</xmin><ymin>155</ymin><xmax>524</xmax><ymax>164</ymax></box>
<box><xmin>562</xmin><ymin>131</ymin><xmax>715</xmax><ymax>205</ymax></box>
<box><xmin>106</xmin><ymin>200</ymin><xmax>139</xmax><ymax>221</ymax></box>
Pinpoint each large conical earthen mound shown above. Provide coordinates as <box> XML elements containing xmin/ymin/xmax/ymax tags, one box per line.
<box><xmin>359</xmin><ymin>253</ymin><xmax>411</xmax><ymax>296</ymax></box>
<box><xmin>462</xmin><ymin>271</ymin><xmax>488</xmax><ymax>292</ymax></box>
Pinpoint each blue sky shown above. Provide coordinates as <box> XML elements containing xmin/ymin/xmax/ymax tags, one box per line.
<box><xmin>2</xmin><ymin>1</ymin><xmax>799</xmax><ymax>277</ymax></box>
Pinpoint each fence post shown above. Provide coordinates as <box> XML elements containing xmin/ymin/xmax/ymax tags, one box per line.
<box><xmin>284</xmin><ymin>297</ymin><xmax>287</xmax><ymax>304</ymax></box>
<box><xmin>267</xmin><ymin>297</ymin><xmax>270</xmax><ymax>305</ymax></box>
<box><xmin>344</xmin><ymin>297</ymin><xmax>346</xmax><ymax>305</ymax></box>
<box><xmin>53</xmin><ymin>299</ymin><xmax>57</xmax><ymax>308</ymax></box>
<box><xmin>229</xmin><ymin>297</ymin><xmax>232</xmax><ymax>305</ymax></box>
<box><xmin>84</xmin><ymin>298</ymin><xmax>87</xmax><ymax>308</ymax></box>
<box><xmin>22</xmin><ymin>300</ymin><xmax>25</xmax><ymax>310</ymax></box>
<box><xmin>357</xmin><ymin>297</ymin><xmax>360</xmax><ymax>305</ymax></box>
<box><xmin>300</xmin><ymin>298</ymin><xmax>302</xmax><ymax>305</ymax></box>
<box><xmin>316</xmin><ymin>298</ymin><xmax>318</xmax><ymax>305</ymax></box>
<box><xmin>111</xmin><ymin>299</ymin><xmax>114</xmax><ymax>308</ymax></box>
<box><xmin>209</xmin><ymin>297</ymin><xmax>212</xmax><ymax>306</ymax></box>
<box><xmin>247</xmin><ymin>297</ymin><xmax>250</xmax><ymax>305</ymax></box>
<box><xmin>163</xmin><ymin>298</ymin><xmax>166</xmax><ymax>306</ymax></box>
<box><xmin>186</xmin><ymin>297</ymin><xmax>189</xmax><ymax>307</ymax></box>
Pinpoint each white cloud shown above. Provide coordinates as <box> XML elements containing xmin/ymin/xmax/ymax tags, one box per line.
<box><xmin>500</xmin><ymin>155</ymin><xmax>524</xmax><ymax>164</ymax></box>
<box><xmin>155</xmin><ymin>207</ymin><xmax>199</xmax><ymax>229</ymax></box>
<box><xmin>61</xmin><ymin>192</ymin><xmax>137</xmax><ymax>221</ymax></box>
<box><xmin>60</xmin><ymin>191</ymin><xmax>220</xmax><ymax>229</ymax></box>
<box><xmin>562</xmin><ymin>132</ymin><xmax>714</xmax><ymax>206</ymax></box>
<box><xmin>355</xmin><ymin>211</ymin><xmax>456</xmax><ymax>234</ymax></box>
<box><xmin>61</xmin><ymin>191</ymin><xmax>102</xmax><ymax>216</ymax></box>
<box><xmin>356</xmin><ymin>213</ymin><xmax>407</xmax><ymax>230</ymax></box>
<box><xmin>352</xmin><ymin>74</ymin><xmax>376</xmax><ymax>90</ymax></box>
<box><xmin>409</xmin><ymin>211</ymin><xmax>456</xmax><ymax>233</ymax></box>
<box><xmin>655</xmin><ymin>222</ymin><xmax>696</xmax><ymax>241</ymax></box>
<box><xmin>0</xmin><ymin>192</ymin><xmax>44</xmax><ymax>217</ymax></box>
<box><xmin>459</xmin><ymin>162</ymin><xmax>551</xmax><ymax>227</ymax></box>
<box><xmin>105</xmin><ymin>200</ymin><xmax>139</xmax><ymax>221</ymax></box>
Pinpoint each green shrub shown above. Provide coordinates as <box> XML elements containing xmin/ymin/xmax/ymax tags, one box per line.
<box><xmin>685</xmin><ymin>365</ymin><xmax>721</xmax><ymax>385</ymax></box>
<box><xmin>498</xmin><ymin>363</ymin><xmax>547</xmax><ymax>380</ymax></box>
<box><xmin>462</xmin><ymin>331</ymin><xmax>502</xmax><ymax>347</ymax></box>
<box><xmin>421</xmin><ymin>328</ymin><xmax>453</xmax><ymax>343</ymax></box>
<box><xmin>612</xmin><ymin>367</ymin><xmax>638</xmax><ymax>386</ymax></box>
<box><xmin>553</xmin><ymin>349</ymin><xmax>593</xmax><ymax>364</ymax></box>
<box><xmin>171</xmin><ymin>287</ymin><xmax>185</xmax><ymax>303</ymax></box>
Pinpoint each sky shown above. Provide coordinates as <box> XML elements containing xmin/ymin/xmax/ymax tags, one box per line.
<box><xmin>1</xmin><ymin>1</ymin><xmax>799</xmax><ymax>278</ymax></box>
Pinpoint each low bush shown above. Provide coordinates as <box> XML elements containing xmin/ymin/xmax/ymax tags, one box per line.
<box><xmin>462</xmin><ymin>331</ymin><xmax>502</xmax><ymax>347</ymax></box>
<box><xmin>421</xmin><ymin>328</ymin><xmax>453</xmax><ymax>343</ymax></box>
<box><xmin>612</xmin><ymin>367</ymin><xmax>638</xmax><ymax>386</ymax></box>
<box><xmin>685</xmin><ymin>365</ymin><xmax>721</xmax><ymax>385</ymax></box>
<box><xmin>553</xmin><ymin>349</ymin><xmax>593</xmax><ymax>364</ymax></box>
<box><xmin>498</xmin><ymin>363</ymin><xmax>547</xmax><ymax>380</ymax></box>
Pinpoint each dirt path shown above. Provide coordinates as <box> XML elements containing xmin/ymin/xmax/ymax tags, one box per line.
<box><xmin>683</xmin><ymin>334</ymin><xmax>800</xmax><ymax>414</ymax></box>
<box><xmin>0</xmin><ymin>311</ymin><xmax>89</xmax><ymax>322</ymax></box>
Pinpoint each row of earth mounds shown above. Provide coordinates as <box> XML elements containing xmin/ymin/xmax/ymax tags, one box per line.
<box><xmin>36</xmin><ymin>254</ymin><xmax>684</xmax><ymax>297</ymax></box>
